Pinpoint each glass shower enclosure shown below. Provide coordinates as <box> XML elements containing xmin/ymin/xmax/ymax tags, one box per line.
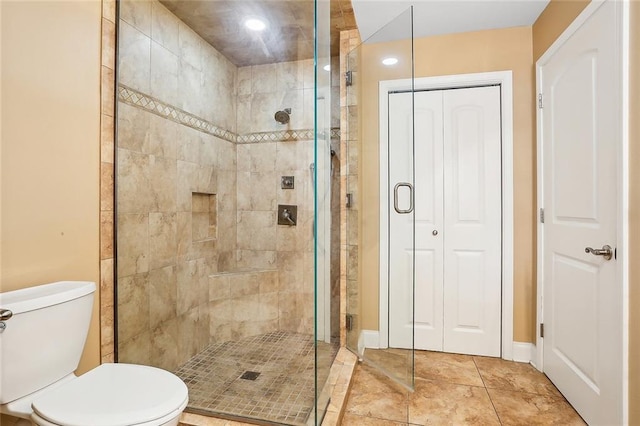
<box><xmin>345</xmin><ymin>7</ymin><xmax>416</xmax><ymax>389</ymax></box>
<box><xmin>114</xmin><ymin>0</ymin><xmax>336</xmax><ymax>424</ymax></box>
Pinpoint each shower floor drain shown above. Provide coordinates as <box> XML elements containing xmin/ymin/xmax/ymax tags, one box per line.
<box><xmin>239</xmin><ymin>371</ymin><xmax>260</xmax><ymax>381</ymax></box>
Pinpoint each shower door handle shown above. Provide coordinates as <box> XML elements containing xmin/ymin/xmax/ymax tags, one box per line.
<box><xmin>393</xmin><ymin>182</ymin><xmax>414</xmax><ymax>214</ymax></box>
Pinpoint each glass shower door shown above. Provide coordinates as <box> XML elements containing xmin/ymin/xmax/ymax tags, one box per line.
<box><xmin>345</xmin><ymin>7</ymin><xmax>416</xmax><ymax>388</ymax></box>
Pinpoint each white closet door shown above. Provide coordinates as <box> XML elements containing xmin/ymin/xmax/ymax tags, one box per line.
<box><xmin>387</xmin><ymin>91</ymin><xmax>417</xmax><ymax>348</ymax></box>
<box><xmin>442</xmin><ymin>86</ymin><xmax>502</xmax><ymax>357</ymax></box>
<box><xmin>389</xmin><ymin>90</ymin><xmax>444</xmax><ymax>350</ymax></box>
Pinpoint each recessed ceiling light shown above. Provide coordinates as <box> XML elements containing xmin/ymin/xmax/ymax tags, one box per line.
<box><xmin>323</xmin><ymin>65</ymin><xmax>331</xmax><ymax>71</ymax></box>
<box><xmin>245</xmin><ymin>18</ymin><xmax>266</xmax><ymax>31</ymax></box>
<box><xmin>382</xmin><ymin>57</ymin><xmax>398</xmax><ymax>66</ymax></box>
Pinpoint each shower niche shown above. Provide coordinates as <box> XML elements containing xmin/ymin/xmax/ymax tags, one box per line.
<box><xmin>191</xmin><ymin>193</ymin><xmax>216</xmax><ymax>242</ymax></box>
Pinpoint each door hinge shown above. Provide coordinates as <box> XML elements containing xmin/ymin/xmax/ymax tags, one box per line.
<box><xmin>540</xmin><ymin>208</ymin><xmax>545</xmax><ymax>223</ymax></box>
<box><xmin>538</xmin><ymin>93</ymin><xmax>543</xmax><ymax>109</ymax></box>
<box><xmin>540</xmin><ymin>323</ymin><xmax>544</xmax><ymax>338</ymax></box>
<box><xmin>345</xmin><ymin>70</ymin><xmax>353</xmax><ymax>87</ymax></box>
<box><xmin>346</xmin><ymin>314</ymin><xmax>353</xmax><ymax>331</ymax></box>
<box><xmin>346</xmin><ymin>193</ymin><xmax>353</xmax><ymax>208</ymax></box>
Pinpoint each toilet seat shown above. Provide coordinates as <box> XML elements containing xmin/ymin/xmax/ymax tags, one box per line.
<box><xmin>31</xmin><ymin>364</ymin><xmax>188</xmax><ymax>426</ymax></box>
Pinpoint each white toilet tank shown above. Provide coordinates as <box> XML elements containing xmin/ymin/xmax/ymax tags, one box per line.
<box><xmin>0</xmin><ymin>281</ymin><xmax>95</xmax><ymax>404</ymax></box>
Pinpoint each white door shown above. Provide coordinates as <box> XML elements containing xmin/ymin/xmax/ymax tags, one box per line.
<box><xmin>388</xmin><ymin>90</ymin><xmax>444</xmax><ymax>349</ymax></box>
<box><xmin>539</xmin><ymin>1</ymin><xmax>622</xmax><ymax>424</ymax></box>
<box><xmin>442</xmin><ymin>87</ymin><xmax>502</xmax><ymax>356</ymax></box>
<box><xmin>388</xmin><ymin>86</ymin><xmax>502</xmax><ymax>357</ymax></box>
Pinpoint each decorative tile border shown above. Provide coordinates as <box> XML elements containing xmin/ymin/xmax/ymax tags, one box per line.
<box><xmin>118</xmin><ymin>85</ymin><xmax>237</xmax><ymax>143</ymax></box>
<box><xmin>118</xmin><ymin>84</ymin><xmax>339</xmax><ymax>144</ymax></box>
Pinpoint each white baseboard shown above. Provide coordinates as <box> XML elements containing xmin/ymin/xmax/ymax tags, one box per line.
<box><xmin>359</xmin><ymin>333</ymin><xmax>535</xmax><ymax>366</ymax></box>
<box><xmin>360</xmin><ymin>330</ymin><xmax>381</xmax><ymax>349</ymax></box>
<box><xmin>512</xmin><ymin>341</ymin><xmax>535</xmax><ymax>364</ymax></box>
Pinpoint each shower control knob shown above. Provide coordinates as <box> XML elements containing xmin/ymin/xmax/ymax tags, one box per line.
<box><xmin>432</xmin><ymin>230</ymin><xmax>438</xmax><ymax>236</ymax></box>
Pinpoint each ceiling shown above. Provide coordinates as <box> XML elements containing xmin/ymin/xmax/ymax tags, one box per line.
<box><xmin>161</xmin><ymin>0</ymin><xmax>357</xmax><ymax>67</ymax></box>
<box><xmin>161</xmin><ymin>0</ymin><xmax>549</xmax><ymax>67</ymax></box>
<box><xmin>352</xmin><ymin>0</ymin><xmax>550</xmax><ymax>44</ymax></box>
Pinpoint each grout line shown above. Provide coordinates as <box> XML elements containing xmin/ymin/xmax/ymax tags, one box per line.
<box><xmin>472</xmin><ymin>356</ymin><xmax>503</xmax><ymax>426</ymax></box>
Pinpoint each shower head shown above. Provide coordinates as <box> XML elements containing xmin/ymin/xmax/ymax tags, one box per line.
<box><xmin>274</xmin><ymin>108</ymin><xmax>291</xmax><ymax>124</ymax></box>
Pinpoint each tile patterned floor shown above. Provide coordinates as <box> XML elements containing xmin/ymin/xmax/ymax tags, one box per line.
<box><xmin>343</xmin><ymin>350</ymin><xmax>586</xmax><ymax>426</ymax></box>
<box><xmin>175</xmin><ymin>331</ymin><xmax>338</xmax><ymax>426</ymax></box>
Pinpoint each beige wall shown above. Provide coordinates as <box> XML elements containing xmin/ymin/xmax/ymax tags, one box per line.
<box><xmin>629</xmin><ymin>0</ymin><xmax>640</xmax><ymax>423</ymax></box>
<box><xmin>532</xmin><ymin>0</ymin><xmax>591</xmax><ymax>61</ymax></box>
<box><xmin>0</xmin><ymin>0</ymin><xmax>102</xmax><ymax>374</ymax></box>
<box><xmin>359</xmin><ymin>27</ymin><xmax>536</xmax><ymax>342</ymax></box>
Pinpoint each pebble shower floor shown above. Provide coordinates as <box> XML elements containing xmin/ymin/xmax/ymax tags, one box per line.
<box><xmin>175</xmin><ymin>331</ymin><xmax>338</xmax><ymax>425</ymax></box>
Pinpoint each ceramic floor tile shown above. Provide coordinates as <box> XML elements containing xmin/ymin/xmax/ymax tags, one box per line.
<box><xmin>408</xmin><ymin>378</ymin><xmax>500</xmax><ymax>426</ymax></box>
<box><xmin>473</xmin><ymin>356</ymin><xmax>564</xmax><ymax>398</ymax></box>
<box><xmin>363</xmin><ymin>347</ymin><xmax>412</xmax><ymax>384</ymax></box>
<box><xmin>487</xmin><ymin>387</ymin><xmax>586</xmax><ymax>425</ymax></box>
<box><xmin>345</xmin><ymin>363</ymin><xmax>409</xmax><ymax>423</ymax></box>
<box><xmin>414</xmin><ymin>350</ymin><xmax>484</xmax><ymax>387</ymax></box>
<box><xmin>341</xmin><ymin>413</ymin><xmax>408</xmax><ymax>426</ymax></box>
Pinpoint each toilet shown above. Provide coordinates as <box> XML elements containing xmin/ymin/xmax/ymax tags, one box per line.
<box><xmin>0</xmin><ymin>281</ymin><xmax>188</xmax><ymax>425</ymax></box>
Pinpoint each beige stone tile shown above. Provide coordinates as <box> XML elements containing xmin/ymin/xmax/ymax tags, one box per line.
<box><xmin>250</xmin><ymin>93</ymin><xmax>278</xmax><ymax>133</ymax></box>
<box><xmin>237</xmin><ymin>66</ymin><xmax>252</xmax><ymax>96</ymax></box>
<box><xmin>251</xmin><ymin>63</ymin><xmax>276</xmax><ymax>94</ymax></box>
<box><xmin>235</xmin><ymin>250</ymin><xmax>277</xmax><ymax>269</ymax></box>
<box><xmin>341</xmin><ymin>414</ymin><xmax>406</xmax><ymax>426</ymax></box>
<box><xmin>236</xmin><ymin>211</ymin><xmax>276</xmax><ymax>251</ymax></box>
<box><xmin>118</xmin><ymin>330</ymin><xmax>151</xmax><ymax>365</ymax></box>
<box><xmin>237</xmin><ymin>143</ymin><xmax>277</xmax><ymax>172</ymax></box>
<box><xmin>101</xmin><ymin>66</ymin><xmax>115</xmax><ymax>117</ymax></box>
<box><xmin>100</xmin><ymin>258</ymin><xmax>115</xmax><ymax>308</ymax></box>
<box><xmin>149</xmin><ymin>212</ymin><xmax>177</xmax><ymax>270</ymax></box>
<box><xmin>100</xmin><ymin>210</ymin><xmax>114</xmax><ymax>260</ymax></box>
<box><xmin>209</xmin><ymin>274</ymin><xmax>230</xmax><ymax>301</ymax></box>
<box><xmin>180</xmin><ymin>412</ymin><xmax>255</xmax><ymax>426</ymax></box>
<box><xmin>151</xmin><ymin>1</ymin><xmax>179</xmax><ymax>55</ymax></box>
<box><xmin>345</xmin><ymin>363</ymin><xmax>408</xmax><ymax>423</ymax></box>
<box><xmin>176</xmin><ymin>260</ymin><xmax>202</xmax><ymax>316</ymax></box>
<box><xmin>149</xmin><ymin>265</ymin><xmax>177</xmax><ymax>329</ymax></box>
<box><xmin>408</xmin><ymin>378</ymin><xmax>499</xmax><ymax>425</ymax></box>
<box><xmin>276</xmin><ymin>61</ymin><xmax>304</xmax><ymax>91</ymax></box>
<box><xmin>102</xmin><ymin>0</ymin><xmax>116</xmax><ymax>23</ymax></box>
<box><xmin>117</xmin><ymin>272</ymin><xmax>149</xmax><ymax>343</ymax></box>
<box><xmin>150</xmin><ymin>318</ymin><xmax>179</xmax><ymax>371</ymax></box>
<box><xmin>148</xmin><ymin>155</ymin><xmax>177</xmax><ymax>212</ymax></box>
<box><xmin>148</xmin><ymin>114</ymin><xmax>178</xmax><ymax>159</ymax></box>
<box><xmin>178</xmin><ymin>21</ymin><xmax>203</xmax><ymax>71</ymax></box>
<box><xmin>414</xmin><ymin>351</ymin><xmax>484</xmax><ymax>387</ymax></box>
<box><xmin>177</xmin><ymin>306</ymin><xmax>202</xmax><ymax>363</ymax></box>
<box><xmin>102</xmin><ymin>18</ymin><xmax>116</xmax><ymax>70</ymax></box>
<box><xmin>236</xmin><ymin>171</ymin><xmax>276</xmax><ymax>211</ymax></box>
<box><xmin>259</xmin><ymin>292</ymin><xmax>279</xmax><ymax>321</ymax></box>
<box><xmin>150</xmin><ymin>41</ymin><xmax>179</xmax><ymax>107</ymax></box>
<box><xmin>120</xmin><ymin>0</ymin><xmax>151</xmax><ymax>36</ymax></box>
<box><xmin>117</xmin><ymin>102</ymin><xmax>150</xmax><ymax>153</ymax></box>
<box><xmin>487</xmin><ymin>388</ymin><xmax>586</xmax><ymax>426</ymax></box>
<box><xmin>100</xmin><ymin>162</ymin><xmax>114</xmax><ymax>212</ymax></box>
<box><xmin>117</xmin><ymin>213</ymin><xmax>149</xmax><ymax>277</ymax></box>
<box><xmin>118</xmin><ymin>21</ymin><xmax>151</xmax><ymax>93</ymax></box>
<box><xmin>101</xmin><ymin>114</ymin><xmax>115</xmax><ymax>163</ymax></box>
<box><xmin>259</xmin><ymin>270</ymin><xmax>279</xmax><ymax>293</ymax></box>
<box><xmin>228</xmin><ymin>272</ymin><xmax>259</xmax><ymax>297</ymax></box>
<box><xmin>473</xmin><ymin>356</ymin><xmax>564</xmax><ymax>398</ymax></box>
<box><xmin>178</xmin><ymin>60</ymin><xmax>202</xmax><ymax>117</ymax></box>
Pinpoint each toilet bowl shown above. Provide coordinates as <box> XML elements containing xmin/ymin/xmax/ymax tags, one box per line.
<box><xmin>0</xmin><ymin>281</ymin><xmax>189</xmax><ymax>425</ymax></box>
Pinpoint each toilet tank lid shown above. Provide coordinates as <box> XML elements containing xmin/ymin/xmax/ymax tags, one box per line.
<box><xmin>0</xmin><ymin>281</ymin><xmax>95</xmax><ymax>314</ymax></box>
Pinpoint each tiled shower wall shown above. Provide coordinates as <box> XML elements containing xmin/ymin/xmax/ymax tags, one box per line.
<box><xmin>116</xmin><ymin>0</ymin><xmax>341</xmax><ymax>368</ymax></box>
<box><xmin>116</xmin><ymin>0</ymin><xmax>238</xmax><ymax>370</ymax></box>
<box><xmin>235</xmin><ymin>63</ymin><xmax>316</xmax><ymax>335</ymax></box>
